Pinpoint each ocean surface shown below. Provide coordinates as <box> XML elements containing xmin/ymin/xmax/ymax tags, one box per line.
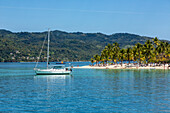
<box><xmin>0</xmin><ymin>62</ymin><xmax>169</xmax><ymax>112</ymax></box>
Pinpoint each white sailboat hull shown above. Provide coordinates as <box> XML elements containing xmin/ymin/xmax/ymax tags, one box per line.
<box><xmin>35</xmin><ymin>69</ymin><xmax>71</xmax><ymax>75</ymax></box>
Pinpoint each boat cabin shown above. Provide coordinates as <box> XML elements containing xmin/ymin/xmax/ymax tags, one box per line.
<box><xmin>51</xmin><ymin>65</ymin><xmax>65</xmax><ymax>69</ymax></box>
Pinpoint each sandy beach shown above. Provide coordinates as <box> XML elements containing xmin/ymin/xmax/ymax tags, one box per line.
<box><xmin>73</xmin><ymin>64</ymin><xmax>170</xmax><ymax>70</ymax></box>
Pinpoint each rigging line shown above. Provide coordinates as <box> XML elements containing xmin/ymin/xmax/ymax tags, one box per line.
<box><xmin>34</xmin><ymin>33</ymin><xmax>47</xmax><ymax>69</ymax></box>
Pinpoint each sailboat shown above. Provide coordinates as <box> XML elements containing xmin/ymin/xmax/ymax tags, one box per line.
<box><xmin>34</xmin><ymin>29</ymin><xmax>72</xmax><ymax>75</ymax></box>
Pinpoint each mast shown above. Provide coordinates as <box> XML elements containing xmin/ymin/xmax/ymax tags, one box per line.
<box><xmin>47</xmin><ymin>29</ymin><xmax>50</xmax><ymax>69</ymax></box>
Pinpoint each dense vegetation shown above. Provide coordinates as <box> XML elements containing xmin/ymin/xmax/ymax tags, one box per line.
<box><xmin>91</xmin><ymin>37</ymin><xmax>170</xmax><ymax>65</ymax></box>
<box><xmin>0</xmin><ymin>29</ymin><xmax>169</xmax><ymax>62</ymax></box>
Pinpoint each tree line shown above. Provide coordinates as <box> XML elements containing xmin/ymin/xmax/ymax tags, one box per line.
<box><xmin>91</xmin><ymin>37</ymin><xmax>170</xmax><ymax>66</ymax></box>
<box><xmin>0</xmin><ymin>29</ymin><xmax>170</xmax><ymax>62</ymax></box>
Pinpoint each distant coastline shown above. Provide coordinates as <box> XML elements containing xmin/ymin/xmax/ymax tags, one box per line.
<box><xmin>0</xmin><ymin>29</ymin><xmax>169</xmax><ymax>62</ymax></box>
<box><xmin>73</xmin><ymin>64</ymin><xmax>170</xmax><ymax>70</ymax></box>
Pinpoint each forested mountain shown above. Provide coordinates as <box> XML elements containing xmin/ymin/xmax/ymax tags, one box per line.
<box><xmin>0</xmin><ymin>29</ymin><xmax>169</xmax><ymax>62</ymax></box>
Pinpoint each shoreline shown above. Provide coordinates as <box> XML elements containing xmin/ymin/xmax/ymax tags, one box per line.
<box><xmin>73</xmin><ymin>65</ymin><xmax>170</xmax><ymax>70</ymax></box>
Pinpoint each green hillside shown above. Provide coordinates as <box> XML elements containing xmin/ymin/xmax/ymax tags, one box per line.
<box><xmin>0</xmin><ymin>29</ymin><xmax>169</xmax><ymax>62</ymax></box>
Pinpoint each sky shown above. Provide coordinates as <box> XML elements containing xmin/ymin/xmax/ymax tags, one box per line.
<box><xmin>0</xmin><ymin>0</ymin><xmax>170</xmax><ymax>40</ymax></box>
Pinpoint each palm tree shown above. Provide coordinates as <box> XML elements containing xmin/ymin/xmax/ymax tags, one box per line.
<box><xmin>152</xmin><ymin>37</ymin><xmax>160</xmax><ymax>47</ymax></box>
<box><xmin>91</xmin><ymin>58</ymin><xmax>95</xmax><ymax>66</ymax></box>
<box><xmin>111</xmin><ymin>42</ymin><xmax>120</xmax><ymax>64</ymax></box>
<box><xmin>158</xmin><ymin>41</ymin><xmax>169</xmax><ymax>65</ymax></box>
<box><xmin>94</xmin><ymin>54</ymin><xmax>100</xmax><ymax>66</ymax></box>
<box><xmin>143</xmin><ymin>40</ymin><xmax>153</xmax><ymax>64</ymax></box>
<box><xmin>101</xmin><ymin>49</ymin><xmax>110</xmax><ymax>65</ymax></box>
<box><xmin>100</xmin><ymin>55</ymin><xmax>105</xmax><ymax>66</ymax></box>
<box><xmin>136</xmin><ymin>43</ymin><xmax>143</xmax><ymax>65</ymax></box>
<box><xmin>164</xmin><ymin>42</ymin><xmax>170</xmax><ymax>63</ymax></box>
<box><xmin>132</xmin><ymin>46</ymin><xmax>138</xmax><ymax>62</ymax></box>
<box><xmin>156</xmin><ymin>41</ymin><xmax>164</xmax><ymax>62</ymax></box>
<box><xmin>119</xmin><ymin>49</ymin><xmax>125</xmax><ymax>66</ymax></box>
<box><xmin>105</xmin><ymin>43</ymin><xmax>113</xmax><ymax>59</ymax></box>
<box><xmin>125</xmin><ymin>47</ymin><xmax>132</xmax><ymax>64</ymax></box>
<box><xmin>152</xmin><ymin>37</ymin><xmax>161</xmax><ymax>62</ymax></box>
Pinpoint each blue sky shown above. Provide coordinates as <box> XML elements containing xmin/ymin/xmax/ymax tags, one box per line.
<box><xmin>0</xmin><ymin>0</ymin><xmax>170</xmax><ymax>40</ymax></box>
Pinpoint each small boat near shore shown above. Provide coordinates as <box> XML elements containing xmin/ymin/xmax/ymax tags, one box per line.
<box><xmin>34</xmin><ymin>29</ymin><xmax>72</xmax><ymax>75</ymax></box>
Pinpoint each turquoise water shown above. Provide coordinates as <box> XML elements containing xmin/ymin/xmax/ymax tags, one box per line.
<box><xmin>0</xmin><ymin>62</ymin><xmax>170</xmax><ymax>112</ymax></box>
